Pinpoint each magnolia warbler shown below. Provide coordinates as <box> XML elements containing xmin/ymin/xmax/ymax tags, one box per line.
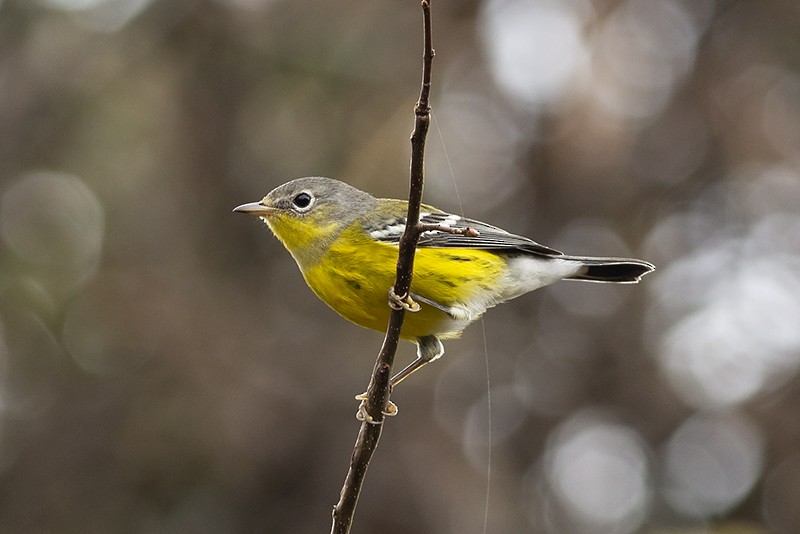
<box><xmin>234</xmin><ymin>177</ymin><xmax>654</xmax><ymax>387</ymax></box>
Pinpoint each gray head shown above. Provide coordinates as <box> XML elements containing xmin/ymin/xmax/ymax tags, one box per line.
<box><xmin>268</xmin><ymin>177</ymin><xmax>376</xmax><ymax>219</ymax></box>
<box><xmin>234</xmin><ymin>177</ymin><xmax>376</xmax><ymax>221</ymax></box>
<box><xmin>233</xmin><ymin>177</ymin><xmax>378</xmax><ymax>265</ymax></box>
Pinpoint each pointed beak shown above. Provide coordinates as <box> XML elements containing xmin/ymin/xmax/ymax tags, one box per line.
<box><xmin>233</xmin><ymin>201</ymin><xmax>275</xmax><ymax>217</ymax></box>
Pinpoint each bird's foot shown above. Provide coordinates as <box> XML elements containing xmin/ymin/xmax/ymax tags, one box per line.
<box><xmin>354</xmin><ymin>392</ymin><xmax>398</xmax><ymax>423</ymax></box>
<box><xmin>388</xmin><ymin>288</ymin><xmax>420</xmax><ymax>312</ymax></box>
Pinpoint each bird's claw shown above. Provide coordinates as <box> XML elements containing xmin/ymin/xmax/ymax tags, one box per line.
<box><xmin>355</xmin><ymin>392</ymin><xmax>398</xmax><ymax>423</ymax></box>
<box><xmin>388</xmin><ymin>288</ymin><xmax>421</xmax><ymax>312</ymax></box>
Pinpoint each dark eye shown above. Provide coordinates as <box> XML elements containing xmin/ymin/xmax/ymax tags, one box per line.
<box><xmin>292</xmin><ymin>192</ymin><xmax>312</xmax><ymax>209</ymax></box>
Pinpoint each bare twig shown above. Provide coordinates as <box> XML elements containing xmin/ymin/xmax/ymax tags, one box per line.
<box><xmin>418</xmin><ymin>223</ymin><xmax>480</xmax><ymax>237</ymax></box>
<box><xmin>330</xmin><ymin>2</ymin><xmax>434</xmax><ymax>533</ymax></box>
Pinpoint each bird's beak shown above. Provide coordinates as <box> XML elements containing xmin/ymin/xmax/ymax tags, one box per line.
<box><xmin>233</xmin><ymin>201</ymin><xmax>275</xmax><ymax>217</ymax></box>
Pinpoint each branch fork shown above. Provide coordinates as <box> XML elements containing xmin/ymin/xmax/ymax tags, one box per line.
<box><xmin>418</xmin><ymin>223</ymin><xmax>480</xmax><ymax>238</ymax></box>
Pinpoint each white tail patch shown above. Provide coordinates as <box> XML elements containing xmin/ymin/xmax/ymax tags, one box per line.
<box><xmin>498</xmin><ymin>256</ymin><xmax>586</xmax><ymax>301</ymax></box>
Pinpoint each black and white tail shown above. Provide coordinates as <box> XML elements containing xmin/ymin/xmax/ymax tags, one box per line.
<box><xmin>564</xmin><ymin>256</ymin><xmax>655</xmax><ymax>283</ymax></box>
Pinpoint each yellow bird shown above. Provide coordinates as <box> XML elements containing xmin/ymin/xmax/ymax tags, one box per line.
<box><xmin>235</xmin><ymin>177</ymin><xmax>654</xmax><ymax>387</ymax></box>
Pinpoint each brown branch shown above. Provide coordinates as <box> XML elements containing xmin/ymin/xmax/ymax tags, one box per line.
<box><xmin>418</xmin><ymin>223</ymin><xmax>480</xmax><ymax>237</ymax></box>
<box><xmin>330</xmin><ymin>1</ymin><xmax>434</xmax><ymax>533</ymax></box>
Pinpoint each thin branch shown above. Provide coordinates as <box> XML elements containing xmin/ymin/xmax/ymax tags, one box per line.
<box><xmin>418</xmin><ymin>223</ymin><xmax>480</xmax><ymax>238</ymax></box>
<box><xmin>330</xmin><ymin>2</ymin><xmax>434</xmax><ymax>533</ymax></box>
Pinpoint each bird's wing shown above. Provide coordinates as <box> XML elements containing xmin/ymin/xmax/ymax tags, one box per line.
<box><xmin>366</xmin><ymin>209</ymin><xmax>563</xmax><ymax>257</ymax></box>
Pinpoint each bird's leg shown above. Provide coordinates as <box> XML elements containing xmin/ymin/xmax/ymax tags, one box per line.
<box><xmin>390</xmin><ymin>335</ymin><xmax>444</xmax><ymax>387</ymax></box>
<box><xmin>354</xmin><ymin>336</ymin><xmax>444</xmax><ymax>421</ymax></box>
<box><xmin>354</xmin><ymin>291</ymin><xmax>425</xmax><ymax>421</ymax></box>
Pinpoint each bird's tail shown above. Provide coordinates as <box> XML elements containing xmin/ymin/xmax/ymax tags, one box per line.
<box><xmin>563</xmin><ymin>256</ymin><xmax>655</xmax><ymax>283</ymax></box>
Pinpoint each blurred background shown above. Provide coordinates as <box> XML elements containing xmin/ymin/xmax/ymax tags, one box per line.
<box><xmin>1</xmin><ymin>0</ymin><xmax>799</xmax><ymax>532</ymax></box>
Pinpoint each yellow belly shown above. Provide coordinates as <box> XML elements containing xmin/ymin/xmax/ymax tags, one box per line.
<box><xmin>301</xmin><ymin>227</ymin><xmax>506</xmax><ymax>339</ymax></box>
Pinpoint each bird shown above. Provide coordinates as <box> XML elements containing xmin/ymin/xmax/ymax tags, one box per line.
<box><xmin>234</xmin><ymin>177</ymin><xmax>654</xmax><ymax>391</ymax></box>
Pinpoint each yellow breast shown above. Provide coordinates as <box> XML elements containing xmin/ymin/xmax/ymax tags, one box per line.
<box><xmin>301</xmin><ymin>223</ymin><xmax>507</xmax><ymax>339</ymax></box>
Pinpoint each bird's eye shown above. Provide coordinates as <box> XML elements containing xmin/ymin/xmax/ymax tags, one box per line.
<box><xmin>292</xmin><ymin>192</ymin><xmax>313</xmax><ymax>210</ymax></box>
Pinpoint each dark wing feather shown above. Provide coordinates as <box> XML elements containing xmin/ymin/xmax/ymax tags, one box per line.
<box><xmin>368</xmin><ymin>210</ymin><xmax>563</xmax><ymax>257</ymax></box>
